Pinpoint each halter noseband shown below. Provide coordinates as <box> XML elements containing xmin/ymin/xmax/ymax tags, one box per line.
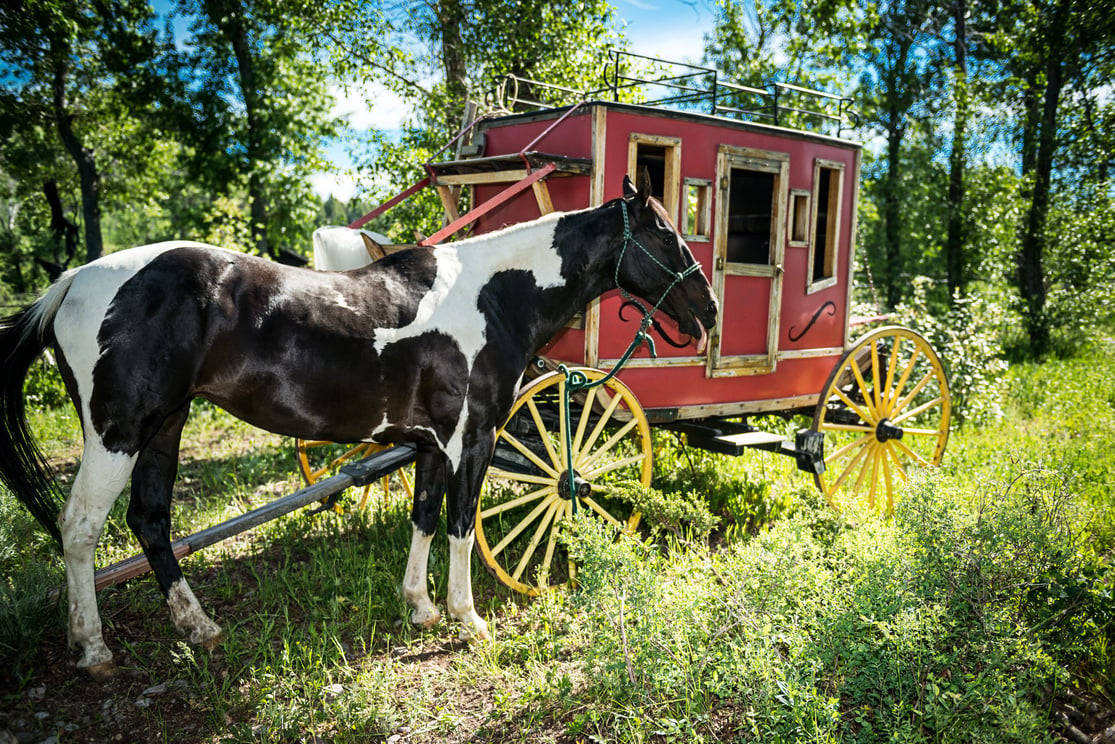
<box><xmin>614</xmin><ymin>199</ymin><xmax>703</xmax><ymax>330</ymax></box>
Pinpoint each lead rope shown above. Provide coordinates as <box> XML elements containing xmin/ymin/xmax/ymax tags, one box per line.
<box><xmin>557</xmin><ymin>200</ymin><xmax>702</xmax><ymax>514</ymax></box>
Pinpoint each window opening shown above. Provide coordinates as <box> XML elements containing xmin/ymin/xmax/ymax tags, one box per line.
<box><xmin>684</xmin><ymin>178</ymin><xmax>711</xmax><ymax>240</ymax></box>
<box><xmin>725</xmin><ymin>169</ymin><xmax>775</xmax><ymax>264</ymax></box>
<box><xmin>789</xmin><ymin>190</ymin><xmax>810</xmax><ymax>246</ymax></box>
<box><xmin>811</xmin><ymin>163</ymin><xmax>842</xmax><ymax>283</ymax></box>
<box><xmin>628</xmin><ymin>134</ymin><xmax>681</xmax><ymax>222</ymax></box>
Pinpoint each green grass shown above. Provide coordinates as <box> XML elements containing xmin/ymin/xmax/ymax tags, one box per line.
<box><xmin>1</xmin><ymin>339</ymin><xmax>1112</xmax><ymax>742</ymax></box>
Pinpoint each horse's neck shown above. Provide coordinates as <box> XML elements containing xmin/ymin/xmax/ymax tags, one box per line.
<box><xmin>452</xmin><ymin>205</ymin><xmax>617</xmax><ymax>351</ymax></box>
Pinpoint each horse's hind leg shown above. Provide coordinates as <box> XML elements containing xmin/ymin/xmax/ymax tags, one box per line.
<box><xmin>403</xmin><ymin>446</ymin><xmax>447</xmax><ymax>628</ymax></box>
<box><xmin>126</xmin><ymin>403</ymin><xmax>221</xmax><ymax>649</ymax></box>
<box><xmin>60</xmin><ymin>439</ymin><xmax>137</xmax><ymax>677</ymax></box>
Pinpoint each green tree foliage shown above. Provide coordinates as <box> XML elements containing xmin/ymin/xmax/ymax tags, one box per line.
<box><xmin>0</xmin><ymin>0</ymin><xmax>173</xmax><ymax>287</ymax></box>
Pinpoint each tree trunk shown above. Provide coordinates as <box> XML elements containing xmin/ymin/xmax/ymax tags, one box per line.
<box><xmin>945</xmin><ymin>0</ymin><xmax>968</xmax><ymax>303</ymax></box>
<box><xmin>1017</xmin><ymin>0</ymin><xmax>1069</xmax><ymax>356</ymax></box>
<box><xmin>207</xmin><ymin>0</ymin><xmax>271</xmax><ymax>258</ymax></box>
<box><xmin>883</xmin><ymin>120</ymin><xmax>904</xmax><ymax>310</ymax></box>
<box><xmin>438</xmin><ymin>0</ymin><xmax>468</xmax><ymax>135</ymax></box>
<box><xmin>50</xmin><ymin>45</ymin><xmax>103</xmax><ymax>265</ymax></box>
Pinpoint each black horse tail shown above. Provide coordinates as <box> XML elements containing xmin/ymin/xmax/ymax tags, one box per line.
<box><xmin>0</xmin><ymin>274</ymin><xmax>76</xmax><ymax>549</ymax></box>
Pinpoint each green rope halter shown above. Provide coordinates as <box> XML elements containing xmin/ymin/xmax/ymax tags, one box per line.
<box><xmin>556</xmin><ymin>199</ymin><xmax>702</xmax><ymax>513</ymax></box>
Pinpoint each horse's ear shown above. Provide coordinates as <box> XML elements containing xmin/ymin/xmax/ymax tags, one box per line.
<box><xmin>636</xmin><ymin>167</ymin><xmax>654</xmax><ymax>205</ymax></box>
<box><xmin>622</xmin><ymin>174</ymin><xmax>637</xmax><ymax>200</ymax></box>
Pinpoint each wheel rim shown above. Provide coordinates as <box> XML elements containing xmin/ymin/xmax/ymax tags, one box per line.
<box><xmin>476</xmin><ymin>369</ymin><xmax>649</xmax><ymax>595</ymax></box>
<box><xmin>296</xmin><ymin>440</ymin><xmax>414</xmax><ymax>511</ymax></box>
<box><xmin>813</xmin><ymin>326</ymin><xmax>950</xmax><ymax>514</ymax></box>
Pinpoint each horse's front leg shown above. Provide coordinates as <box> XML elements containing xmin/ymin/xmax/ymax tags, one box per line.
<box><xmin>403</xmin><ymin>447</ymin><xmax>447</xmax><ymax>628</ymax></box>
<box><xmin>445</xmin><ymin>439</ymin><xmax>493</xmax><ymax>641</ymax></box>
<box><xmin>60</xmin><ymin>440</ymin><xmax>137</xmax><ymax>678</ymax></box>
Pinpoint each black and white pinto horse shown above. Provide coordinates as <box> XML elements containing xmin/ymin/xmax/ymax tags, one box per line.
<box><xmin>0</xmin><ymin>174</ymin><xmax>717</xmax><ymax>678</ymax></box>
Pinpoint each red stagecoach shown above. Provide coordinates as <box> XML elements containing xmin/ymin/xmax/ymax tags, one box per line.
<box><xmin>301</xmin><ymin>53</ymin><xmax>951</xmax><ymax>594</ymax></box>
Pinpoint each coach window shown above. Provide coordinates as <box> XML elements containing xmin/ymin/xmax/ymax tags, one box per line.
<box><xmin>684</xmin><ymin>178</ymin><xmax>712</xmax><ymax>241</ymax></box>
<box><xmin>628</xmin><ymin>134</ymin><xmax>681</xmax><ymax>223</ymax></box>
<box><xmin>788</xmin><ymin>189</ymin><xmax>810</xmax><ymax>247</ymax></box>
<box><xmin>809</xmin><ymin>159</ymin><xmax>844</xmax><ymax>290</ymax></box>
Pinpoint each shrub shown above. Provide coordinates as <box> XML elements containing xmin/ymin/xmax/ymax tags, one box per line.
<box><xmin>894</xmin><ymin>277</ymin><xmax>1010</xmax><ymax>426</ymax></box>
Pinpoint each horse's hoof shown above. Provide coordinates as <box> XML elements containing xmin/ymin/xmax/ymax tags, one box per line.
<box><xmin>83</xmin><ymin>659</ymin><xmax>119</xmax><ymax>681</ymax></box>
<box><xmin>410</xmin><ymin>607</ymin><xmax>442</xmax><ymax>629</ymax></box>
<box><xmin>198</xmin><ymin>630</ymin><xmax>224</xmax><ymax>652</ymax></box>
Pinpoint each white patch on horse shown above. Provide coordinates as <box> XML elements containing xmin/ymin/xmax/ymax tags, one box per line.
<box><xmin>403</xmin><ymin>524</ymin><xmax>441</xmax><ymax>627</ymax></box>
<box><xmin>53</xmin><ymin>241</ymin><xmax>228</xmax><ymax>449</ymax></box>
<box><xmin>370</xmin><ymin>217</ymin><xmax>566</xmax><ymax>467</ymax></box>
<box><xmin>167</xmin><ymin>579</ymin><xmax>222</xmax><ymax>646</ymax></box>
<box><xmin>447</xmin><ymin>532</ymin><xmax>489</xmax><ymax>640</ymax></box>
<box><xmin>372</xmin><ymin>216</ymin><xmax>566</xmax><ymax>366</ymax></box>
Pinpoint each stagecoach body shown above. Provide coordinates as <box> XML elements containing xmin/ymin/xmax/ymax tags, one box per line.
<box><xmin>447</xmin><ymin>101</ymin><xmax>862</xmax><ymax>422</ymax></box>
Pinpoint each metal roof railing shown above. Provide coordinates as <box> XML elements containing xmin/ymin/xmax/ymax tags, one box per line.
<box><xmin>488</xmin><ymin>50</ymin><xmax>859</xmax><ymax>139</ymax></box>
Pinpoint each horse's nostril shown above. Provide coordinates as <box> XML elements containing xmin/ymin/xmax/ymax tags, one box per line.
<box><xmin>705</xmin><ymin>301</ymin><xmax>718</xmax><ymax>318</ymax></box>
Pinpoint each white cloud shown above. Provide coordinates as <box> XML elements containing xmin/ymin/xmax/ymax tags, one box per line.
<box><xmin>310</xmin><ymin>170</ymin><xmax>358</xmax><ymax>202</ymax></box>
<box><xmin>329</xmin><ymin>81</ymin><xmax>411</xmax><ymax>132</ymax></box>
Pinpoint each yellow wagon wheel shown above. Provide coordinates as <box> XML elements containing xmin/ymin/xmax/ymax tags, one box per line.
<box><xmin>476</xmin><ymin>368</ymin><xmax>649</xmax><ymax>595</ymax></box>
<box><xmin>812</xmin><ymin>326</ymin><xmax>950</xmax><ymax>514</ymax></box>
<box><xmin>296</xmin><ymin>440</ymin><xmax>414</xmax><ymax>512</ymax></box>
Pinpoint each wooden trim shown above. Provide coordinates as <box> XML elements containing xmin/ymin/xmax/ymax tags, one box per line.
<box><xmin>665</xmin><ymin>394</ymin><xmax>822</xmax><ymax>419</ymax></box>
<box><xmin>788</xmin><ymin>188</ymin><xmax>811</xmax><ymax>247</ymax></box>
<box><xmin>707</xmin><ymin>145</ymin><xmax>789</xmax><ymax>378</ymax></box>
<box><xmin>843</xmin><ymin>149</ymin><xmax>862</xmax><ymax>349</ymax></box>
<box><xmin>806</xmin><ymin>158</ymin><xmax>845</xmax><ymax>294</ymax></box>
<box><xmin>436</xmin><ymin>170</ymin><xmax>529</xmax><ymax>185</ymax></box>
<box><xmin>584</xmin><ymin>106</ymin><xmax>608</xmax><ymax>368</ymax></box>
<box><xmin>598</xmin><ymin>355</ymin><xmax>704</xmax><ymax>369</ymax></box>
<box><xmin>777</xmin><ymin>346</ymin><xmax>844</xmax><ymax>360</ymax></box>
<box><xmin>532</xmin><ymin>180</ymin><xmax>554</xmax><ymax>214</ymax></box>
<box><xmin>627</xmin><ymin>133</ymin><xmax>682</xmax><ymax>222</ymax></box>
<box><xmin>682</xmin><ymin>177</ymin><xmax>713</xmax><ymax>241</ymax></box>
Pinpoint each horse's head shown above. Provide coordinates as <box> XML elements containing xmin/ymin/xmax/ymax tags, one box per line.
<box><xmin>615</xmin><ymin>171</ymin><xmax>718</xmax><ymax>353</ymax></box>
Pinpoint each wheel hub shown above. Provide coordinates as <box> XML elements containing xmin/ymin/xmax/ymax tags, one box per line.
<box><xmin>875</xmin><ymin>418</ymin><xmax>904</xmax><ymax>443</ymax></box>
<box><xmin>557</xmin><ymin>470</ymin><xmax>592</xmax><ymax>501</ymax></box>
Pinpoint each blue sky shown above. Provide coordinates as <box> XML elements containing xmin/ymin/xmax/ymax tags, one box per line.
<box><xmin>313</xmin><ymin>0</ymin><xmax>719</xmax><ymax>200</ymax></box>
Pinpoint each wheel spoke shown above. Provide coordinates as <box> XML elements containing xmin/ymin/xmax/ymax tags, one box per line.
<box><xmin>888</xmin><ymin>347</ymin><xmax>923</xmax><ymax>409</ymax></box>
<box><xmin>892</xmin><ymin>395</ymin><xmax>943</xmax><ymax>426</ymax></box>
<box><xmin>481</xmin><ymin>485</ymin><xmax>555</xmax><ymax>519</ymax></box>
<box><xmin>880</xmin><ymin>336</ymin><xmax>902</xmax><ymax>414</ymax></box>
<box><xmin>825</xmin><ymin>434</ymin><xmax>872</xmax><ymax>465</ymax></box>
<box><xmin>580</xmin><ymin>496</ymin><xmax>624</xmax><ymax>528</ymax></box>
<box><xmin>583</xmin><ymin>452</ymin><xmax>647</xmax><ymax>480</ymax></box>
<box><xmin>833</xmin><ymin>385</ymin><xmax>876</xmax><ymax>425</ymax></box>
<box><xmin>902</xmin><ymin>426</ymin><xmax>946</xmax><ymax>437</ymax></box>
<box><xmin>881</xmin><ymin>447</ymin><xmax>895</xmax><ymax>513</ymax></box>
<box><xmin>893</xmin><ymin>370</ymin><xmax>938</xmax><ymax>416</ymax></box>
<box><xmin>870</xmin><ymin>341</ymin><xmax>882</xmax><ymax>413</ymax></box>
<box><xmin>827</xmin><ymin>439</ymin><xmax>872</xmax><ymax>493</ymax></box>
<box><xmin>887</xmin><ymin>442</ymin><xmax>909</xmax><ymax>482</ymax></box>
<box><xmin>865</xmin><ymin>445</ymin><xmax>880</xmax><ymax>511</ymax></box>
<box><xmin>512</xmin><ymin>498</ymin><xmax>563</xmax><ymax>582</ymax></box>
<box><xmin>526</xmin><ymin>396</ymin><xmax>562</xmax><ymax>472</ymax></box>
<box><xmin>491</xmin><ymin>494</ymin><xmax>558</xmax><ymax>558</ymax></box>
<box><xmin>488</xmin><ymin>467</ymin><xmax>556</xmax><ymax>487</ymax></box>
<box><xmin>892</xmin><ymin>438</ymin><xmax>932</xmax><ymax>468</ymax></box>
<box><xmin>579</xmin><ymin>388</ymin><xmax>626</xmax><ymax>458</ymax></box>
<box><xmin>571</xmin><ymin>386</ymin><xmax>597</xmax><ymax>458</ymax></box>
<box><xmin>850</xmin><ymin>358</ymin><xmax>880</xmax><ymax>421</ymax></box>
<box><xmin>578</xmin><ymin>418</ymin><xmax>639</xmax><ymax>472</ymax></box>
<box><xmin>818</xmin><ymin>422</ymin><xmax>875</xmax><ymax>434</ymax></box>
<box><xmin>500</xmin><ymin>430</ymin><xmax>559</xmax><ymax>478</ymax></box>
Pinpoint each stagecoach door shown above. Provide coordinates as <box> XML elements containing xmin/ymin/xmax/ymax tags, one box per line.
<box><xmin>706</xmin><ymin>145</ymin><xmax>789</xmax><ymax>378</ymax></box>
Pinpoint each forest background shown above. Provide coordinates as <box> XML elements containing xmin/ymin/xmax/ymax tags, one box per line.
<box><xmin>1</xmin><ymin>0</ymin><xmax>1113</xmax><ymax>361</ymax></box>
